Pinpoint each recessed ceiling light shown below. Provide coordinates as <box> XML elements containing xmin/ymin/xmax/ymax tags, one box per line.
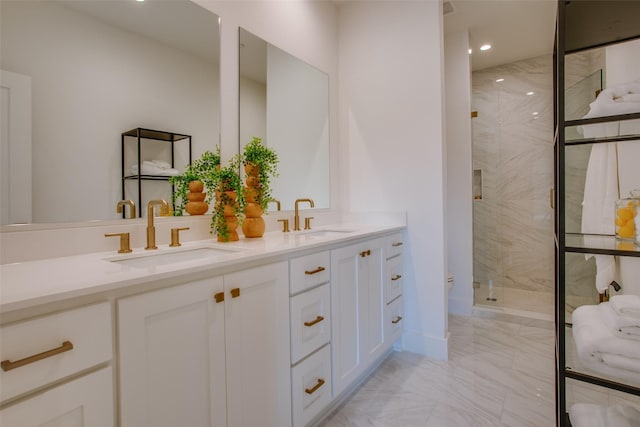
<box><xmin>532</xmin><ymin>112</ymin><xmax>539</xmax><ymax>116</ymax></box>
<box><xmin>526</xmin><ymin>91</ymin><xmax>535</xmax><ymax>96</ymax></box>
<box><xmin>480</xmin><ymin>44</ymin><xmax>491</xmax><ymax>51</ymax></box>
<box><xmin>136</xmin><ymin>0</ymin><xmax>144</xmax><ymax>2</ymax></box>
<box><xmin>496</xmin><ymin>78</ymin><xmax>504</xmax><ymax>83</ymax></box>
<box><xmin>468</xmin><ymin>49</ymin><xmax>472</xmax><ymax>54</ymax></box>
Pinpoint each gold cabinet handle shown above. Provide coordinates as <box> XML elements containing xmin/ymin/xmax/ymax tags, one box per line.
<box><xmin>391</xmin><ymin>274</ymin><xmax>402</xmax><ymax>281</ymax></box>
<box><xmin>230</xmin><ymin>288</ymin><xmax>240</xmax><ymax>298</ymax></box>
<box><xmin>392</xmin><ymin>316</ymin><xmax>403</xmax><ymax>324</ymax></box>
<box><xmin>304</xmin><ymin>378</ymin><xmax>325</xmax><ymax>395</ymax></box>
<box><xmin>304</xmin><ymin>316</ymin><xmax>325</xmax><ymax>327</ymax></box>
<box><xmin>305</xmin><ymin>266</ymin><xmax>326</xmax><ymax>275</ymax></box>
<box><xmin>1</xmin><ymin>340</ymin><xmax>74</xmax><ymax>372</ymax></box>
<box><xmin>214</xmin><ymin>292</ymin><xmax>224</xmax><ymax>303</ymax></box>
<box><xmin>359</xmin><ymin>249</ymin><xmax>371</xmax><ymax>258</ymax></box>
<box><xmin>392</xmin><ymin>242</ymin><xmax>403</xmax><ymax>247</ymax></box>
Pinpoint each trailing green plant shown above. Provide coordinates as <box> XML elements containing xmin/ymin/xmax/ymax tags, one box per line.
<box><xmin>211</xmin><ymin>154</ymin><xmax>245</xmax><ymax>239</ymax></box>
<box><xmin>242</xmin><ymin>137</ymin><xmax>279</xmax><ymax>210</ymax></box>
<box><xmin>169</xmin><ymin>147</ymin><xmax>221</xmax><ymax>215</ymax></box>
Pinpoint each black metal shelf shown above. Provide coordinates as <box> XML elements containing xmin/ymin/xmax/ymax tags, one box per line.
<box><xmin>121</xmin><ymin>128</ymin><xmax>191</xmax><ymax>217</ymax></box>
<box><xmin>555</xmin><ymin>2</ymin><xmax>640</xmax><ymax>425</ymax></box>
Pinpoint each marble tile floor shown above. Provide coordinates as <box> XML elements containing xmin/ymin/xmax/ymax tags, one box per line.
<box><xmin>320</xmin><ymin>313</ymin><xmax>556</xmax><ymax>427</ymax></box>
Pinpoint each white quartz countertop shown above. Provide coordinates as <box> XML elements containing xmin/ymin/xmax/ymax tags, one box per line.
<box><xmin>0</xmin><ymin>224</ymin><xmax>404</xmax><ymax>314</ymax></box>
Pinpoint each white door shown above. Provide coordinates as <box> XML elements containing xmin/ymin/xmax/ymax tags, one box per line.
<box><xmin>118</xmin><ymin>277</ymin><xmax>227</xmax><ymax>427</ymax></box>
<box><xmin>224</xmin><ymin>261</ymin><xmax>291</xmax><ymax>427</ymax></box>
<box><xmin>0</xmin><ymin>367</ymin><xmax>114</xmax><ymax>427</ymax></box>
<box><xmin>0</xmin><ymin>70</ymin><xmax>32</xmax><ymax>225</ymax></box>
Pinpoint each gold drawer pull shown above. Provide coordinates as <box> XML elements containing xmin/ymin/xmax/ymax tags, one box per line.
<box><xmin>305</xmin><ymin>266</ymin><xmax>326</xmax><ymax>275</ymax></box>
<box><xmin>391</xmin><ymin>274</ymin><xmax>402</xmax><ymax>281</ymax></box>
<box><xmin>359</xmin><ymin>250</ymin><xmax>371</xmax><ymax>258</ymax></box>
<box><xmin>305</xmin><ymin>378</ymin><xmax>325</xmax><ymax>395</ymax></box>
<box><xmin>214</xmin><ymin>292</ymin><xmax>225</xmax><ymax>303</ymax></box>
<box><xmin>304</xmin><ymin>316</ymin><xmax>325</xmax><ymax>327</ymax></box>
<box><xmin>391</xmin><ymin>242</ymin><xmax>403</xmax><ymax>247</ymax></box>
<box><xmin>392</xmin><ymin>316</ymin><xmax>403</xmax><ymax>324</ymax></box>
<box><xmin>1</xmin><ymin>340</ymin><xmax>74</xmax><ymax>372</ymax></box>
<box><xmin>230</xmin><ymin>288</ymin><xmax>240</xmax><ymax>298</ymax></box>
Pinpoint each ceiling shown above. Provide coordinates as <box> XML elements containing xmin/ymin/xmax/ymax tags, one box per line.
<box><xmin>443</xmin><ymin>0</ymin><xmax>557</xmax><ymax>71</ymax></box>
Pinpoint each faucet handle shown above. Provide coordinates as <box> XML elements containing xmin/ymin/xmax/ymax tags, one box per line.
<box><xmin>304</xmin><ymin>216</ymin><xmax>314</xmax><ymax>230</ymax></box>
<box><xmin>170</xmin><ymin>227</ymin><xmax>190</xmax><ymax>247</ymax></box>
<box><xmin>277</xmin><ymin>219</ymin><xmax>290</xmax><ymax>233</ymax></box>
<box><xmin>105</xmin><ymin>232</ymin><xmax>133</xmax><ymax>253</ymax></box>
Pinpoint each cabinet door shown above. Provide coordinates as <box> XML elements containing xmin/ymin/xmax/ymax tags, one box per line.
<box><xmin>331</xmin><ymin>239</ymin><xmax>385</xmax><ymax>397</ymax></box>
<box><xmin>0</xmin><ymin>367</ymin><xmax>114</xmax><ymax>427</ymax></box>
<box><xmin>118</xmin><ymin>277</ymin><xmax>226</xmax><ymax>427</ymax></box>
<box><xmin>224</xmin><ymin>261</ymin><xmax>291</xmax><ymax>427</ymax></box>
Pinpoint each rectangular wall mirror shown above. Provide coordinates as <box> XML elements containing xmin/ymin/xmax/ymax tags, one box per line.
<box><xmin>239</xmin><ymin>28</ymin><xmax>330</xmax><ymax>211</ymax></box>
<box><xmin>0</xmin><ymin>0</ymin><xmax>220</xmax><ymax>225</ymax></box>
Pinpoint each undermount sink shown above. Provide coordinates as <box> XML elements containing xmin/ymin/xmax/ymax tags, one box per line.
<box><xmin>107</xmin><ymin>245</ymin><xmax>242</xmax><ymax>268</ymax></box>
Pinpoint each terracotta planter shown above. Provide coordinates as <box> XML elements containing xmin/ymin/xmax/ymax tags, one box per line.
<box><xmin>185</xmin><ymin>180</ymin><xmax>208</xmax><ymax>215</ymax></box>
<box><xmin>216</xmin><ymin>190</ymin><xmax>239</xmax><ymax>242</ymax></box>
<box><xmin>242</xmin><ymin>217</ymin><xmax>265</xmax><ymax>238</ymax></box>
<box><xmin>245</xmin><ymin>162</ymin><xmax>259</xmax><ymax>177</ymax></box>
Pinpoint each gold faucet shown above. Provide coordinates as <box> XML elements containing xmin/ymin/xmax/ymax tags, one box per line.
<box><xmin>294</xmin><ymin>198</ymin><xmax>314</xmax><ymax>231</ymax></box>
<box><xmin>117</xmin><ymin>200</ymin><xmax>136</xmax><ymax>219</ymax></box>
<box><xmin>145</xmin><ymin>199</ymin><xmax>169</xmax><ymax>250</ymax></box>
<box><xmin>268</xmin><ymin>198</ymin><xmax>281</xmax><ymax>211</ymax></box>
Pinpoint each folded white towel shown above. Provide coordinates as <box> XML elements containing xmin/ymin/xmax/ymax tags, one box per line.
<box><xmin>151</xmin><ymin>159</ymin><xmax>172</xmax><ymax>169</ymax></box>
<box><xmin>569</xmin><ymin>403</ymin><xmax>640</xmax><ymax>427</ymax></box>
<box><xmin>611</xmin><ymin>295</ymin><xmax>640</xmax><ymax>319</ymax></box>
<box><xmin>131</xmin><ymin>163</ymin><xmax>179</xmax><ymax>176</ymax></box>
<box><xmin>600</xmin><ymin>302</ymin><xmax>640</xmax><ymax>341</ymax></box>
<box><xmin>622</xmin><ymin>93</ymin><xmax>640</xmax><ymax>103</ymax></box>
<box><xmin>572</xmin><ymin>304</ymin><xmax>640</xmax><ymax>385</ymax></box>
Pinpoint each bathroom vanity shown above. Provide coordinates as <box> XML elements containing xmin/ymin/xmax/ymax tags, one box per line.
<box><xmin>0</xmin><ymin>224</ymin><xmax>404</xmax><ymax>427</ymax></box>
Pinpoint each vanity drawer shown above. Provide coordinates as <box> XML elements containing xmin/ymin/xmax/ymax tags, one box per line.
<box><xmin>291</xmin><ymin>284</ymin><xmax>331</xmax><ymax>364</ymax></box>
<box><xmin>290</xmin><ymin>251</ymin><xmax>330</xmax><ymax>295</ymax></box>
<box><xmin>385</xmin><ymin>232</ymin><xmax>404</xmax><ymax>259</ymax></box>
<box><xmin>386</xmin><ymin>255</ymin><xmax>403</xmax><ymax>304</ymax></box>
<box><xmin>291</xmin><ymin>345</ymin><xmax>332</xmax><ymax>427</ymax></box>
<box><xmin>387</xmin><ymin>296</ymin><xmax>404</xmax><ymax>345</ymax></box>
<box><xmin>0</xmin><ymin>302</ymin><xmax>112</xmax><ymax>402</ymax></box>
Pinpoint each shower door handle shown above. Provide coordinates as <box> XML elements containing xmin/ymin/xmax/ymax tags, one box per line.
<box><xmin>549</xmin><ymin>188</ymin><xmax>555</xmax><ymax>210</ymax></box>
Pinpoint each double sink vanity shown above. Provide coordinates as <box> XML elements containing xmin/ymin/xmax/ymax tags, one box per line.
<box><xmin>0</xmin><ymin>222</ymin><xmax>405</xmax><ymax>427</ymax></box>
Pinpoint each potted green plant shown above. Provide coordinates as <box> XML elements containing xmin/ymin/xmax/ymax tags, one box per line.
<box><xmin>169</xmin><ymin>147</ymin><xmax>221</xmax><ymax>215</ymax></box>
<box><xmin>211</xmin><ymin>154</ymin><xmax>244</xmax><ymax>242</ymax></box>
<box><xmin>242</xmin><ymin>137</ymin><xmax>279</xmax><ymax>210</ymax></box>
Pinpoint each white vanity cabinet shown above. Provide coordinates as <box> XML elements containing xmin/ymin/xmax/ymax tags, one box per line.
<box><xmin>289</xmin><ymin>251</ymin><xmax>332</xmax><ymax>427</ymax></box>
<box><xmin>224</xmin><ymin>261</ymin><xmax>291</xmax><ymax>427</ymax></box>
<box><xmin>384</xmin><ymin>233</ymin><xmax>404</xmax><ymax>349</ymax></box>
<box><xmin>118</xmin><ymin>276</ymin><xmax>227</xmax><ymax>427</ymax></box>
<box><xmin>330</xmin><ymin>238</ymin><xmax>386</xmax><ymax>397</ymax></box>
<box><xmin>0</xmin><ymin>302</ymin><xmax>114</xmax><ymax>426</ymax></box>
<box><xmin>118</xmin><ymin>261</ymin><xmax>291</xmax><ymax>427</ymax></box>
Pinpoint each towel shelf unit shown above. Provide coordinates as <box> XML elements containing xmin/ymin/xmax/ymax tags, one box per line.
<box><xmin>555</xmin><ymin>1</ymin><xmax>640</xmax><ymax>426</ymax></box>
<box><xmin>121</xmin><ymin>128</ymin><xmax>192</xmax><ymax>218</ymax></box>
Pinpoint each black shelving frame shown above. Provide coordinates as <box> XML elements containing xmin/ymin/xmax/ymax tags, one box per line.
<box><xmin>121</xmin><ymin>128</ymin><xmax>192</xmax><ymax>217</ymax></box>
<box><xmin>555</xmin><ymin>1</ymin><xmax>640</xmax><ymax>425</ymax></box>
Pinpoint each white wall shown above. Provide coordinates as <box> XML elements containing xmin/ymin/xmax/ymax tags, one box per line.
<box><xmin>339</xmin><ymin>1</ymin><xmax>449</xmax><ymax>359</ymax></box>
<box><xmin>0</xmin><ymin>1</ymin><xmax>219</xmax><ymax>223</ymax></box>
<box><xmin>444</xmin><ymin>30</ymin><xmax>474</xmax><ymax>316</ymax></box>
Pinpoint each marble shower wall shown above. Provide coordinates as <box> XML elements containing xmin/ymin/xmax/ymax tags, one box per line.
<box><xmin>472</xmin><ymin>55</ymin><xmax>554</xmax><ymax>294</ymax></box>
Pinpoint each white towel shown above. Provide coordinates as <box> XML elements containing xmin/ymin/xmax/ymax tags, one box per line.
<box><xmin>131</xmin><ymin>162</ymin><xmax>179</xmax><ymax>176</ymax></box>
<box><xmin>572</xmin><ymin>304</ymin><xmax>640</xmax><ymax>385</ymax></box>
<box><xmin>581</xmin><ymin>142</ymin><xmax>619</xmax><ymax>294</ymax></box>
<box><xmin>611</xmin><ymin>295</ymin><xmax>640</xmax><ymax>319</ymax></box>
<box><xmin>600</xmin><ymin>301</ymin><xmax>640</xmax><ymax>341</ymax></box>
<box><xmin>569</xmin><ymin>403</ymin><xmax>640</xmax><ymax>427</ymax></box>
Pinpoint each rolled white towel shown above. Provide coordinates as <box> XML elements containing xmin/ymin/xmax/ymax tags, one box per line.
<box><xmin>611</xmin><ymin>295</ymin><xmax>640</xmax><ymax>320</ymax></box>
<box><xmin>151</xmin><ymin>159</ymin><xmax>172</xmax><ymax>169</ymax></box>
<box><xmin>569</xmin><ymin>403</ymin><xmax>640</xmax><ymax>427</ymax></box>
